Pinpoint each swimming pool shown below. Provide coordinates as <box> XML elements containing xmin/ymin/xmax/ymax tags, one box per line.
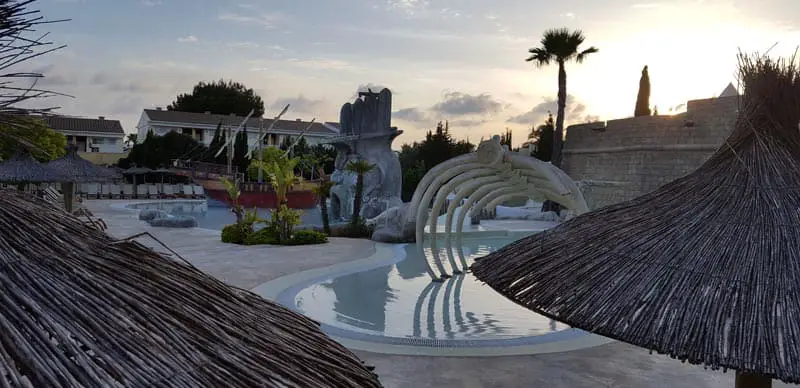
<box><xmin>277</xmin><ymin>232</ymin><xmax>583</xmax><ymax>348</ymax></box>
<box><xmin>127</xmin><ymin>199</ymin><xmax>324</xmax><ymax>230</ymax></box>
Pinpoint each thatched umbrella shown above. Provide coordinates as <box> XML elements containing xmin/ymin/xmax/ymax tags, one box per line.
<box><xmin>0</xmin><ymin>189</ymin><xmax>382</xmax><ymax>387</ymax></box>
<box><xmin>45</xmin><ymin>146</ymin><xmax>121</xmax><ymax>212</ymax></box>
<box><xmin>471</xmin><ymin>54</ymin><xmax>800</xmax><ymax>388</ymax></box>
<box><xmin>0</xmin><ymin>150</ymin><xmax>66</xmax><ymax>184</ymax></box>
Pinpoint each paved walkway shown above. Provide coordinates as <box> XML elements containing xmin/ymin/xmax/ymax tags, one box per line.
<box><xmin>85</xmin><ymin>200</ymin><xmax>788</xmax><ymax>388</ymax></box>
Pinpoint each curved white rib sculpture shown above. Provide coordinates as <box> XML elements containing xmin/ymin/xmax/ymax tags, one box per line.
<box><xmin>406</xmin><ymin>136</ymin><xmax>589</xmax><ymax>280</ymax></box>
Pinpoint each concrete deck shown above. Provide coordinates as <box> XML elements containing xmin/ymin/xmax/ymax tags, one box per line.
<box><xmin>84</xmin><ymin>199</ymin><xmax>789</xmax><ymax>388</ymax></box>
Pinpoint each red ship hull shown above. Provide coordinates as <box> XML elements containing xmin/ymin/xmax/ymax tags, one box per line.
<box><xmin>206</xmin><ymin>189</ymin><xmax>317</xmax><ymax>209</ymax></box>
<box><xmin>170</xmin><ymin>165</ymin><xmax>318</xmax><ymax>209</ymax></box>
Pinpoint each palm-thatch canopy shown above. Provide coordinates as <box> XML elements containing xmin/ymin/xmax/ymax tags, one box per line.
<box><xmin>45</xmin><ymin>146</ymin><xmax>121</xmax><ymax>182</ymax></box>
<box><xmin>0</xmin><ymin>189</ymin><xmax>382</xmax><ymax>387</ymax></box>
<box><xmin>0</xmin><ymin>150</ymin><xmax>66</xmax><ymax>183</ymax></box>
<box><xmin>471</xmin><ymin>54</ymin><xmax>800</xmax><ymax>385</ymax></box>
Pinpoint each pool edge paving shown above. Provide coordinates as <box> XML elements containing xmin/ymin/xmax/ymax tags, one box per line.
<box><xmin>251</xmin><ymin>242</ymin><xmax>615</xmax><ymax>357</ymax></box>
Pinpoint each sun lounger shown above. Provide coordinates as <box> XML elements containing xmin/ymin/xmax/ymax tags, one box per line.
<box><xmin>162</xmin><ymin>184</ymin><xmax>174</xmax><ymax>198</ymax></box>
<box><xmin>100</xmin><ymin>184</ymin><xmax>112</xmax><ymax>199</ymax></box>
<box><xmin>77</xmin><ymin>183</ymin><xmax>89</xmax><ymax>198</ymax></box>
<box><xmin>147</xmin><ymin>184</ymin><xmax>159</xmax><ymax>198</ymax></box>
<box><xmin>192</xmin><ymin>185</ymin><xmax>205</xmax><ymax>198</ymax></box>
<box><xmin>85</xmin><ymin>183</ymin><xmax>99</xmax><ymax>199</ymax></box>
<box><xmin>136</xmin><ymin>185</ymin><xmax>148</xmax><ymax>199</ymax></box>
<box><xmin>108</xmin><ymin>184</ymin><xmax>121</xmax><ymax>199</ymax></box>
<box><xmin>121</xmin><ymin>184</ymin><xmax>134</xmax><ymax>199</ymax></box>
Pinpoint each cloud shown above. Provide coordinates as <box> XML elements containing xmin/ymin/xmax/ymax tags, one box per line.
<box><xmin>272</xmin><ymin>95</ymin><xmax>326</xmax><ymax>114</ymax></box>
<box><xmin>228</xmin><ymin>41</ymin><xmax>258</xmax><ymax>48</ymax></box>
<box><xmin>218</xmin><ymin>12</ymin><xmax>287</xmax><ymax>28</ymax></box>
<box><xmin>506</xmin><ymin>95</ymin><xmax>593</xmax><ymax>125</ymax></box>
<box><xmin>449</xmin><ymin>118</ymin><xmax>488</xmax><ymax>127</ymax></box>
<box><xmin>392</xmin><ymin>107</ymin><xmax>428</xmax><ymax>123</ymax></box>
<box><xmin>430</xmin><ymin>91</ymin><xmax>504</xmax><ymax>116</ymax></box>
<box><xmin>89</xmin><ymin>72</ymin><xmax>163</xmax><ymax>94</ymax></box>
<box><xmin>177</xmin><ymin>35</ymin><xmax>199</xmax><ymax>43</ymax></box>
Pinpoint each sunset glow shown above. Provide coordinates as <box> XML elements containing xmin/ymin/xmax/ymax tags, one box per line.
<box><xmin>29</xmin><ymin>0</ymin><xmax>800</xmax><ymax>148</ymax></box>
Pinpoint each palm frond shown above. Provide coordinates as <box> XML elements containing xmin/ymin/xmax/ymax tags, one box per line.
<box><xmin>525</xmin><ymin>47</ymin><xmax>552</xmax><ymax>65</ymax></box>
<box><xmin>575</xmin><ymin>46</ymin><xmax>599</xmax><ymax>63</ymax></box>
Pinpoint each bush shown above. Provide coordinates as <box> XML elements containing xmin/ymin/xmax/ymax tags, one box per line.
<box><xmin>329</xmin><ymin>219</ymin><xmax>373</xmax><ymax>238</ymax></box>
<box><xmin>243</xmin><ymin>227</ymin><xmax>279</xmax><ymax>245</ymax></box>
<box><xmin>139</xmin><ymin>209</ymin><xmax>168</xmax><ymax>221</ymax></box>
<box><xmin>221</xmin><ymin>223</ymin><xmax>249</xmax><ymax>244</ymax></box>
<box><xmin>286</xmin><ymin>230</ymin><xmax>328</xmax><ymax>245</ymax></box>
<box><xmin>148</xmin><ymin>216</ymin><xmax>198</xmax><ymax>228</ymax></box>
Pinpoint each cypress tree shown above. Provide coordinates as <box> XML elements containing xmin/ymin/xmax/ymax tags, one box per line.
<box><xmin>205</xmin><ymin>122</ymin><xmax>224</xmax><ymax>163</ymax></box>
<box><xmin>635</xmin><ymin>65</ymin><xmax>651</xmax><ymax>117</ymax></box>
<box><xmin>232</xmin><ymin>125</ymin><xmax>250</xmax><ymax>176</ymax></box>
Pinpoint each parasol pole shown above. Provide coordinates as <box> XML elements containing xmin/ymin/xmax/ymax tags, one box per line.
<box><xmin>735</xmin><ymin>372</ymin><xmax>771</xmax><ymax>388</ymax></box>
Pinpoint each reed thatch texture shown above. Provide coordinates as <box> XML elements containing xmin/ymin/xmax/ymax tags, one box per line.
<box><xmin>0</xmin><ymin>189</ymin><xmax>382</xmax><ymax>387</ymax></box>
<box><xmin>471</xmin><ymin>53</ymin><xmax>800</xmax><ymax>384</ymax></box>
<box><xmin>0</xmin><ymin>150</ymin><xmax>65</xmax><ymax>182</ymax></box>
<box><xmin>45</xmin><ymin>146</ymin><xmax>120</xmax><ymax>182</ymax></box>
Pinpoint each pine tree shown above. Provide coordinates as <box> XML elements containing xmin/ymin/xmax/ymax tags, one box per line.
<box><xmin>635</xmin><ymin>65</ymin><xmax>651</xmax><ymax>117</ymax></box>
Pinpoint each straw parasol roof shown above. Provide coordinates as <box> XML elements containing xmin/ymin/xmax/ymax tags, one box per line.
<box><xmin>0</xmin><ymin>150</ymin><xmax>66</xmax><ymax>183</ymax></box>
<box><xmin>471</xmin><ymin>54</ymin><xmax>800</xmax><ymax>385</ymax></box>
<box><xmin>45</xmin><ymin>145</ymin><xmax>121</xmax><ymax>182</ymax></box>
<box><xmin>0</xmin><ymin>189</ymin><xmax>382</xmax><ymax>387</ymax></box>
<box><xmin>123</xmin><ymin>166</ymin><xmax>153</xmax><ymax>174</ymax></box>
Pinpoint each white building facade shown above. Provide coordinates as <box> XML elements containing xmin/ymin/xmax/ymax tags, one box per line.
<box><xmin>135</xmin><ymin>108</ymin><xmax>340</xmax><ymax>151</ymax></box>
<box><xmin>42</xmin><ymin>115</ymin><xmax>125</xmax><ymax>153</ymax></box>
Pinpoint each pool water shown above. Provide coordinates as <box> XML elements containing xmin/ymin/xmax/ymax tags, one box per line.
<box><xmin>291</xmin><ymin>234</ymin><xmax>569</xmax><ymax>340</ymax></box>
<box><xmin>129</xmin><ymin>199</ymin><xmax>325</xmax><ymax>230</ymax></box>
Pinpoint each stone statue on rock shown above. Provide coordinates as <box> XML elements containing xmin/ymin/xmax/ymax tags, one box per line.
<box><xmin>327</xmin><ymin>88</ymin><xmax>403</xmax><ymax>222</ymax></box>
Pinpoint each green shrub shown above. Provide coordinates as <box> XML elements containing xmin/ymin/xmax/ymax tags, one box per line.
<box><xmin>243</xmin><ymin>227</ymin><xmax>279</xmax><ymax>245</ymax></box>
<box><xmin>221</xmin><ymin>223</ymin><xmax>249</xmax><ymax>244</ymax></box>
<box><xmin>329</xmin><ymin>218</ymin><xmax>373</xmax><ymax>238</ymax></box>
<box><xmin>287</xmin><ymin>230</ymin><xmax>328</xmax><ymax>245</ymax></box>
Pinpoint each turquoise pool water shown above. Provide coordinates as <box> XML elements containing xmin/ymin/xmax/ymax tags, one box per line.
<box><xmin>128</xmin><ymin>199</ymin><xmax>324</xmax><ymax>230</ymax></box>
<box><xmin>286</xmin><ymin>234</ymin><xmax>569</xmax><ymax>341</ymax></box>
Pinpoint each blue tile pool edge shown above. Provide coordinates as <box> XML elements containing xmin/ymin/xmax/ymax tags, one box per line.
<box><xmin>270</xmin><ymin>242</ymin><xmax>593</xmax><ymax>350</ymax></box>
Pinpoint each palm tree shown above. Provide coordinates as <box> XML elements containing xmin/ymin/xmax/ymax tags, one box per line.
<box><xmin>125</xmin><ymin>133</ymin><xmax>138</xmax><ymax>148</ymax></box>
<box><xmin>312</xmin><ymin>177</ymin><xmax>335</xmax><ymax>235</ymax></box>
<box><xmin>345</xmin><ymin>159</ymin><xmax>375</xmax><ymax>227</ymax></box>
<box><xmin>526</xmin><ymin>28</ymin><xmax>598</xmax><ymax>167</ymax></box>
<box><xmin>264</xmin><ymin>156</ymin><xmax>299</xmax><ymax>206</ymax></box>
<box><xmin>220</xmin><ymin>177</ymin><xmax>243</xmax><ymax>223</ymax></box>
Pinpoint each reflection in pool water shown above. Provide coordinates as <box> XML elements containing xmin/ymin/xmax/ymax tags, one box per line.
<box><xmin>128</xmin><ymin>199</ymin><xmax>324</xmax><ymax>230</ymax></box>
<box><xmin>293</xmin><ymin>235</ymin><xmax>568</xmax><ymax>340</ymax></box>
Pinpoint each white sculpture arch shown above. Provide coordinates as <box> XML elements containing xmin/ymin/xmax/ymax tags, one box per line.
<box><xmin>408</xmin><ymin>136</ymin><xmax>590</xmax><ymax>281</ymax></box>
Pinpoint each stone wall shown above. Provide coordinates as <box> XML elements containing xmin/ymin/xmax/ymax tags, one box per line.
<box><xmin>562</xmin><ymin>96</ymin><xmax>739</xmax><ymax>209</ymax></box>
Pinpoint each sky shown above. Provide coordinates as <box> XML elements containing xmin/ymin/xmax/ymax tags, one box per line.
<box><xmin>22</xmin><ymin>0</ymin><xmax>800</xmax><ymax>148</ymax></box>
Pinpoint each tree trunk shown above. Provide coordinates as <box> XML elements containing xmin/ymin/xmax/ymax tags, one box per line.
<box><xmin>541</xmin><ymin>61</ymin><xmax>568</xmax><ymax>214</ymax></box>
<box><xmin>351</xmin><ymin>174</ymin><xmax>364</xmax><ymax>226</ymax></box>
<box><xmin>320</xmin><ymin>196</ymin><xmax>331</xmax><ymax>235</ymax></box>
<box><xmin>553</xmin><ymin>60</ymin><xmax>567</xmax><ymax>168</ymax></box>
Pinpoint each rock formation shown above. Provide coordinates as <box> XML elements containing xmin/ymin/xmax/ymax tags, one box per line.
<box><xmin>328</xmin><ymin>88</ymin><xmax>403</xmax><ymax>221</ymax></box>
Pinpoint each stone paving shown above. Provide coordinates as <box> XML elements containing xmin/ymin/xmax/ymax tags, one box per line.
<box><xmin>84</xmin><ymin>199</ymin><xmax>789</xmax><ymax>388</ymax></box>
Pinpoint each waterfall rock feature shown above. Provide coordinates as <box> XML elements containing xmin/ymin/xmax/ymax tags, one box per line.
<box><xmin>328</xmin><ymin>88</ymin><xmax>403</xmax><ymax>221</ymax></box>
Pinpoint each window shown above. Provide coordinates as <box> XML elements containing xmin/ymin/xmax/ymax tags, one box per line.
<box><xmin>92</xmin><ymin>137</ymin><xmax>105</xmax><ymax>144</ymax></box>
